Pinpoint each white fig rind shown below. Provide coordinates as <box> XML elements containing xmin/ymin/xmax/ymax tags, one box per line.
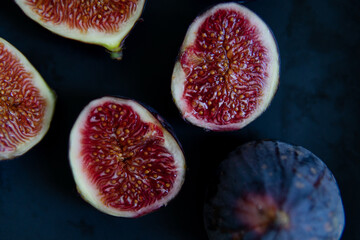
<box><xmin>171</xmin><ymin>2</ymin><xmax>279</xmax><ymax>131</ymax></box>
<box><xmin>69</xmin><ymin>96</ymin><xmax>186</xmax><ymax>217</ymax></box>
<box><xmin>0</xmin><ymin>38</ymin><xmax>55</xmax><ymax>160</ymax></box>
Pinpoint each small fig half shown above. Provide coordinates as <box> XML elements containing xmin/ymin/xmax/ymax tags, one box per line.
<box><xmin>204</xmin><ymin>141</ymin><xmax>345</xmax><ymax>240</ymax></box>
<box><xmin>172</xmin><ymin>3</ymin><xmax>279</xmax><ymax>131</ymax></box>
<box><xmin>69</xmin><ymin>97</ymin><xmax>186</xmax><ymax>217</ymax></box>
<box><xmin>15</xmin><ymin>0</ymin><xmax>146</xmax><ymax>58</ymax></box>
<box><xmin>0</xmin><ymin>38</ymin><xmax>55</xmax><ymax>160</ymax></box>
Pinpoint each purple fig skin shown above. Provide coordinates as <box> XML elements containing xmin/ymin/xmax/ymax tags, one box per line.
<box><xmin>204</xmin><ymin>140</ymin><xmax>345</xmax><ymax>240</ymax></box>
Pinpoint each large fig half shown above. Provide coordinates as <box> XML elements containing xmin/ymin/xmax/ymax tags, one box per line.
<box><xmin>69</xmin><ymin>97</ymin><xmax>186</xmax><ymax>217</ymax></box>
<box><xmin>15</xmin><ymin>0</ymin><xmax>146</xmax><ymax>58</ymax></box>
<box><xmin>172</xmin><ymin>3</ymin><xmax>279</xmax><ymax>131</ymax></box>
<box><xmin>204</xmin><ymin>141</ymin><xmax>345</xmax><ymax>240</ymax></box>
<box><xmin>0</xmin><ymin>38</ymin><xmax>55</xmax><ymax>160</ymax></box>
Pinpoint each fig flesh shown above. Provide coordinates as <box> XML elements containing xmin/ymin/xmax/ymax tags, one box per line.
<box><xmin>0</xmin><ymin>38</ymin><xmax>55</xmax><ymax>160</ymax></box>
<box><xmin>15</xmin><ymin>0</ymin><xmax>146</xmax><ymax>58</ymax></box>
<box><xmin>204</xmin><ymin>141</ymin><xmax>345</xmax><ymax>240</ymax></box>
<box><xmin>69</xmin><ymin>97</ymin><xmax>186</xmax><ymax>217</ymax></box>
<box><xmin>172</xmin><ymin>3</ymin><xmax>279</xmax><ymax>131</ymax></box>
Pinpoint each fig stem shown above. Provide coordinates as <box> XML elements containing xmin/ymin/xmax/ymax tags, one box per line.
<box><xmin>274</xmin><ymin>210</ymin><xmax>290</xmax><ymax>229</ymax></box>
<box><xmin>110</xmin><ymin>47</ymin><xmax>124</xmax><ymax>60</ymax></box>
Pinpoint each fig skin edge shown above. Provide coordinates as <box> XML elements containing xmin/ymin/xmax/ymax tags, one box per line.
<box><xmin>171</xmin><ymin>2</ymin><xmax>280</xmax><ymax>131</ymax></box>
<box><xmin>14</xmin><ymin>0</ymin><xmax>146</xmax><ymax>59</ymax></box>
<box><xmin>0</xmin><ymin>37</ymin><xmax>56</xmax><ymax>160</ymax></box>
<box><xmin>69</xmin><ymin>97</ymin><xmax>186</xmax><ymax>217</ymax></box>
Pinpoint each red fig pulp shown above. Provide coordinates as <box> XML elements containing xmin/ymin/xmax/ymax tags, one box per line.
<box><xmin>0</xmin><ymin>38</ymin><xmax>55</xmax><ymax>160</ymax></box>
<box><xmin>69</xmin><ymin>97</ymin><xmax>186</xmax><ymax>217</ymax></box>
<box><xmin>172</xmin><ymin>3</ymin><xmax>279</xmax><ymax>131</ymax></box>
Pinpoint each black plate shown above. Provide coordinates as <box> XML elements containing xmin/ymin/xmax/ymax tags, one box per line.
<box><xmin>0</xmin><ymin>0</ymin><xmax>359</xmax><ymax>239</ymax></box>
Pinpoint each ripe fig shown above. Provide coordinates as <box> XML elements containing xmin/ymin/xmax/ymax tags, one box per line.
<box><xmin>69</xmin><ymin>97</ymin><xmax>186</xmax><ymax>217</ymax></box>
<box><xmin>0</xmin><ymin>38</ymin><xmax>55</xmax><ymax>160</ymax></box>
<box><xmin>15</xmin><ymin>0</ymin><xmax>146</xmax><ymax>59</ymax></box>
<box><xmin>172</xmin><ymin>3</ymin><xmax>279</xmax><ymax>131</ymax></box>
<box><xmin>204</xmin><ymin>141</ymin><xmax>345</xmax><ymax>240</ymax></box>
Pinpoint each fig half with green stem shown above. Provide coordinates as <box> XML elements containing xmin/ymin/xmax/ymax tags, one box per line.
<box><xmin>69</xmin><ymin>97</ymin><xmax>186</xmax><ymax>217</ymax></box>
<box><xmin>172</xmin><ymin>2</ymin><xmax>279</xmax><ymax>131</ymax></box>
<box><xmin>15</xmin><ymin>0</ymin><xmax>146</xmax><ymax>59</ymax></box>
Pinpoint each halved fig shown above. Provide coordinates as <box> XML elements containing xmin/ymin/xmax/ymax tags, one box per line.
<box><xmin>0</xmin><ymin>38</ymin><xmax>55</xmax><ymax>160</ymax></box>
<box><xmin>204</xmin><ymin>141</ymin><xmax>345</xmax><ymax>240</ymax></box>
<box><xmin>69</xmin><ymin>97</ymin><xmax>186</xmax><ymax>217</ymax></box>
<box><xmin>172</xmin><ymin>3</ymin><xmax>279</xmax><ymax>131</ymax></box>
<box><xmin>15</xmin><ymin>0</ymin><xmax>146</xmax><ymax>58</ymax></box>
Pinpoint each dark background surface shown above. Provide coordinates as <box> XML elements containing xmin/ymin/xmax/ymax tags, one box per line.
<box><xmin>0</xmin><ymin>0</ymin><xmax>359</xmax><ymax>239</ymax></box>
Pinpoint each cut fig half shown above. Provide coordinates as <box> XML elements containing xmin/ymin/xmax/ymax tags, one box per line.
<box><xmin>15</xmin><ymin>0</ymin><xmax>146</xmax><ymax>59</ymax></box>
<box><xmin>172</xmin><ymin>2</ymin><xmax>279</xmax><ymax>131</ymax></box>
<box><xmin>0</xmin><ymin>38</ymin><xmax>55</xmax><ymax>160</ymax></box>
<box><xmin>69</xmin><ymin>97</ymin><xmax>186</xmax><ymax>217</ymax></box>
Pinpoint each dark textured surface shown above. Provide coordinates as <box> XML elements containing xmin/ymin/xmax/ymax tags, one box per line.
<box><xmin>0</xmin><ymin>0</ymin><xmax>359</xmax><ymax>239</ymax></box>
<box><xmin>204</xmin><ymin>141</ymin><xmax>344</xmax><ymax>240</ymax></box>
